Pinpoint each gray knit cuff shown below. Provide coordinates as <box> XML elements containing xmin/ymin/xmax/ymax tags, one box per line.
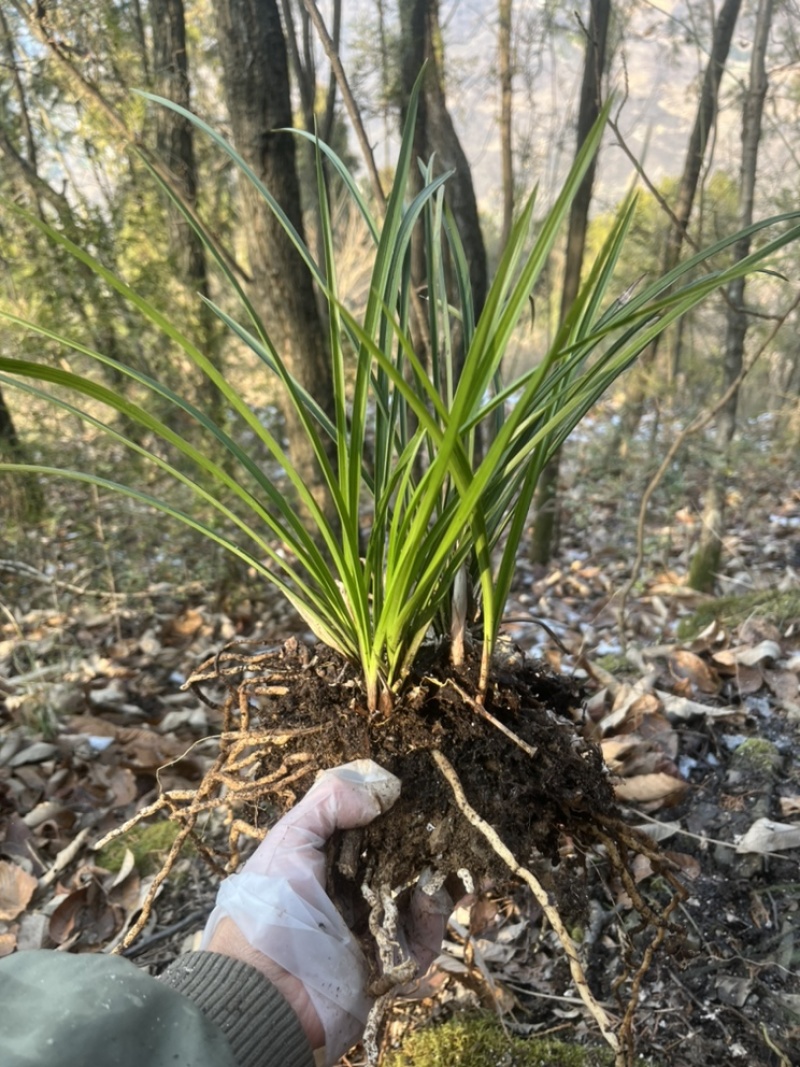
<box><xmin>160</xmin><ymin>951</ymin><xmax>313</xmax><ymax>1067</ymax></box>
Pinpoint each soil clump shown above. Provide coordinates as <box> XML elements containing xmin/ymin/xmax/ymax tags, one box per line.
<box><xmin>227</xmin><ymin>640</ymin><xmax>618</xmax><ymax>902</ymax></box>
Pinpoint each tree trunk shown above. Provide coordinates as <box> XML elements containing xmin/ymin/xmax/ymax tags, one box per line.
<box><xmin>151</xmin><ymin>0</ymin><xmax>223</xmax><ymax>423</ymax></box>
<box><xmin>0</xmin><ymin>384</ymin><xmax>45</xmax><ymax>523</ymax></box>
<box><xmin>530</xmin><ymin>0</ymin><xmax>610</xmax><ymax>566</ymax></box>
<box><xmin>280</xmin><ymin>0</ymin><xmax>341</xmax><ymax>271</ymax></box>
<box><xmin>210</xmin><ymin>0</ymin><xmax>334</xmax><ymax>520</ymax></box>
<box><xmin>498</xmin><ymin>0</ymin><xmax>514</xmax><ymax>248</ymax></box>
<box><xmin>664</xmin><ymin>0</ymin><xmax>744</xmax><ymax>275</ymax></box>
<box><xmin>688</xmin><ymin>0</ymin><xmax>773</xmax><ymax>592</ymax></box>
<box><xmin>399</xmin><ymin>0</ymin><xmax>488</xmax><ymax>333</ymax></box>
<box><xmin>613</xmin><ymin>0</ymin><xmax>743</xmax><ymax>454</ymax></box>
<box><xmin>152</xmin><ymin>0</ymin><xmax>205</xmax><ymax>286</ymax></box>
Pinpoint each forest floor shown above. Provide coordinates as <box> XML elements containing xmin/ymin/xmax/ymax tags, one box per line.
<box><xmin>0</xmin><ymin>417</ymin><xmax>798</xmax><ymax>1066</ymax></box>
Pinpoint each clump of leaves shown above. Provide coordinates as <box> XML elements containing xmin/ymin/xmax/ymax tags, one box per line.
<box><xmin>2</xmin><ymin>79</ymin><xmax>799</xmax><ymax>710</ymax></box>
<box><xmin>384</xmin><ymin>1016</ymin><xmax>619</xmax><ymax>1067</ymax></box>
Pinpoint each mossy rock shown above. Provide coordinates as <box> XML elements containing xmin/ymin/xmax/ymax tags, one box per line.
<box><xmin>384</xmin><ymin>1016</ymin><xmax>617</xmax><ymax>1067</ymax></box>
<box><xmin>730</xmin><ymin>737</ymin><xmax>781</xmax><ymax>776</ymax></box>
<box><xmin>676</xmin><ymin>589</ymin><xmax>800</xmax><ymax>640</ymax></box>
<box><xmin>97</xmin><ymin>820</ymin><xmax>191</xmax><ymax>874</ymax></box>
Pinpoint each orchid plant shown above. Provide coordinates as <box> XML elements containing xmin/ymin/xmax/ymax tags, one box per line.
<box><xmin>2</xmin><ymin>82</ymin><xmax>798</xmax><ymax>710</ymax></box>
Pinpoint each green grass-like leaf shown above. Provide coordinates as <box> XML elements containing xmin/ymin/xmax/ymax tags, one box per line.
<box><xmin>3</xmin><ymin>81</ymin><xmax>799</xmax><ymax>708</ymax></box>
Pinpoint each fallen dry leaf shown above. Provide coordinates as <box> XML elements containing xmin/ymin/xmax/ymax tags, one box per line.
<box><xmin>622</xmin><ymin>693</ymin><xmax>663</xmax><ymax>730</ymax></box>
<box><xmin>720</xmin><ymin>664</ymin><xmax>765</xmax><ymax>696</ymax></box>
<box><xmin>632</xmin><ymin>820</ymin><xmax>681</xmax><ymax>843</ymax></box>
<box><xmin>762</xmin><ymin>668</ymin><xmax>800</xmax><ymax>714</ymax></box>
<box><xmin>636</xmin><ymin>709</ymin><xmax>679</xmax><ymax>759</ymax></box>
<box><xmin>630</xmin><ymin>853</ymin><xmax>654</xmax><ymax>884</ymax></box>
<box><xmin>664</xmin><ymin>851</ymin><xmax>701</xmax><ymax>880</ymax></box>
<box><xmin>668</xmin><ymin>649</ymin><xmax>720</xmax><ymax>694</ymax></box>
<box><xmin>778</xmin><ymin>796</ymin><xmax>800</xmax><ymax>817</ymax></box>
<box><xmin>739</xmin><ymin>617</ymin><xmax>782</xmax><ymax>646</ymax></box>
<box><xmin>600</xmin><ymin>736</ymin><xmax>640</xmax><ymax>768</ymax></box>
<box><xmin>599</xmin><ymin>673</ymin><xmax>659</xmax><ymax>734</ymax></box>
<box><xmin>107</xmin><ymin>862</ymin><xmax>142</xmax><ymax>914</ymax></box>
<box><xmin>736</xmin><ymin>818</ymin><xmax>800</xmax><ymax>854</ymax></box>
<box><xmin>715</xmin><ymin>975</ymin><xmax>753</xmax><ymax>1008</ymax></box>
<box><xmin>162</xmin><ymin>608</ymin><xmax>205</xmax><ymax>642</ymax></box>
<box><xmin>0</xmin><ymin>860</ymin><xmax>38</xmax><ymax>921</ymax></box>
<box><xmin>613</xmin><ymin>771</ymin><xmax>689</xmax><ymax>810</ymax></box>
<box><xmin>713</xmin><ymin>640</ymin><xmax>782</xmax><ymax>668</ymax></box>
<box><xmin>657</xmin><ymin>690</ymin><xmax>741</xmax><ymax>722</ymax></box>
<box><xmin>49</xmin><ymin>880</ymin><xmax>120</xmax><ymax>948</ymax></box>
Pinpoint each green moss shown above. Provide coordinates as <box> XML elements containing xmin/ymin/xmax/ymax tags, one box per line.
<box><xmin>730</xmin><ymin>737</ymin><xmax>780</xmax><ymax>775</ymax></box>
<box><xmin>384</xmin><ymin>1016</ymin><xmax>616</xmax><ymax>1067</ymax></box>
<box><xmin>97</xmin><ymin>820</ymin><xmax>192</xmax><ymax>874</ymax></box>
<box><xmin>676</xmin><ymin>589</ymin><xmax>800</xmax><ymax>640</ymax></box>
<box><xmin>594</xmin><ymin>653</ymin><xmax>634</xmax><ymax>676</ymax></box>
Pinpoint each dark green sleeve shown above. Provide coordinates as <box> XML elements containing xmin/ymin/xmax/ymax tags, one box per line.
<box><xmin>0</xmin><ymin>949</ymin><xmax>313</xmax><ymax>1067</ymax></box>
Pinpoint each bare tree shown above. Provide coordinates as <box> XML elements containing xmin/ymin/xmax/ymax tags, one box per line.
<box><xmin>499</xmin><ymin>0</ymin><xmax>514</xmax><ymax>248</ymax></box>
<box><xmin>399</xmin><ymin>0</ymin><xmax>488</xmax><ymax>337</ymax></box>
<box><xmin>151</xmin><ymin>0</ymin><xmax>223</xmax><ymax>420</ymax></box>
<box><xmin>530</xmin><ymin>0</ymin><xmax>611</xmax><ymax>565</ymax></box>
<box><xmin>210</xmin><ymin>0</ymin><xmax>335</xmax><ymax>520</ymax></box>
<box><xmin>613</xmin><ymin>0</ymin><xmax>743</xmax><ymax>452</ymax></box>
<box><xmin>687</xmin><ymin>0</ymin><xmax>774</xmax><ymax>590</ymax></box>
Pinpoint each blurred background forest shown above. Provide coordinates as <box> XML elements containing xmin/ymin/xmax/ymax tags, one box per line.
<box><xmin>1</xmin><ymin>0</ymin><xmax>798</xmax><ymax>624</ymax></box>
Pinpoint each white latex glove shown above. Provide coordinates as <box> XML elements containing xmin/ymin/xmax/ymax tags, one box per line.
<box><xmin>202</xmin><ymin>760</ymin><xmax>401</xmax><ymax>1065</ymax></box>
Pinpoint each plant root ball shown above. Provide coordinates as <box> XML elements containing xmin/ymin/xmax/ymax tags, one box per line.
<box><xmin>234</xmin><ymin>642</ymin><xmax>617</xmax><ymax>913</ymax></box>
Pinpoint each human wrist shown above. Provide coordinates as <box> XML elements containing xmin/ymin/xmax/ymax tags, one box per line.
<box><xmin>160</xmin><ymin>950</ymin><xmax>314</xmax><ymax>1067</ymax></box>
<box><xmin>206</xmin><ymin>917</ymin><xmax>324</xmax><ymax>1049</ymax></box>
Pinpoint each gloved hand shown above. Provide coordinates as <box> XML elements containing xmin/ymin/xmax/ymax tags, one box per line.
<box><xmin>202</xmin><ymin>760</ymin><xmax>427</xmax><ymax>1065</ymax></box>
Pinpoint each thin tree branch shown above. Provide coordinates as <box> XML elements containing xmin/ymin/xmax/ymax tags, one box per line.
<box><xmin>299</xmin><ymin>0</ymin><xmax>386</xmax><ymax>210</ymax></box>
<box><xmin>0</xmin><ymin>3</ymin><xmax>37</xmax><ymax>170</ymax></box>
<box><xmin>321</xmin><ymin>0</ymin><xmax>341</xmax><ymax>145</ymax></box>
<box><xmin>0</xmin><ymin>126</ymin><xmax>73</xmax><ymax>219</ymax></box>
<box><xmin>608</xmin><ymin>118</ymin><xmax>700</xmax><ymax>254</ymax></box>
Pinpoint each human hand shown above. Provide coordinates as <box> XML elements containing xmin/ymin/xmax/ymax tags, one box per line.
<box><xmin>203</xmin><ymin>760</ymin><xmax>423</xmax><ymax>1064</ymax></box>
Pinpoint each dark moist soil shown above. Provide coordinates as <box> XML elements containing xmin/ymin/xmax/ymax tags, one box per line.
<box><xmin>246</xmin><ymin>641</ymin><xmax>618</xmax><ymax>907</ymax></box>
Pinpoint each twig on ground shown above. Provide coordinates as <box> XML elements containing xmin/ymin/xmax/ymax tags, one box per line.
<box><xmin>37</xmin><ymin>826</ymin><xmax>93</xmax><ymax>890</ymax></box>
<box><xmin>0</xmin><ymin>558</ymin><xmax>103</xmax><ymax>598</ymax></box>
